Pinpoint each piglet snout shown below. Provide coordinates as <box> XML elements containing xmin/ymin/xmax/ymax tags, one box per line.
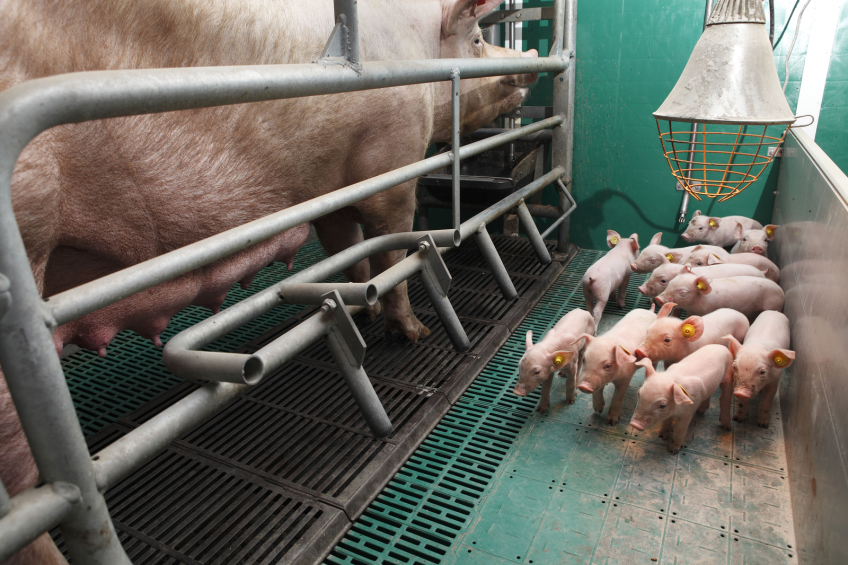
<box><xmin>634</xmin><ymin>347</ymin><xmax>650</xmax><ymax>361</ymax></box>
<box><xmin>577</xmin><ymin>382</ymin><xmax>594</xmax><ymax>394</ymax></box>
<box><xmin>637</xmin><ymin>285</ymin><xmax>648</xmax><ymax>296</ymax></box>
<box><xmin>513</xmin><ymin>386</ymin><xmax>528</xmax><ymax>397</ymax></box>
<box><xmin>750</xmin><ymin>246</ymin><xmax>765</xmax><ymax>255</ymax></box>
<box><xmin>733</xmin><ymin>389</ymin><xmax>752</xmax><ymax>399</ymax></box>
<box><xmin>630</xmin><ymin>262</ymin><xmax>638</xmax><ymax>272</ymax></box>
<box><xmin>680</xmin><ymin>233</ymin><xmax>691</xmax><ymax>241</ymax></box>
<box><xmin>654</xmin><ymin>296</ymin><xmax>666</xmax><ymax>306</ymax></box>
<box><xmin>629</xmin><ymin>420</ymin><xmax>645</xmax><ymax>431</ymax></box>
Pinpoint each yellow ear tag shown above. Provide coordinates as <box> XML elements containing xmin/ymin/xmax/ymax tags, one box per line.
<box><xmin>554</xmin><ymin>354</ymin><xmax>565</xmax><ymax>366</ymax></box>
<box><xmin>610</xmin><ymin>236</ymin><xmax>619</xmax><ymax>245</ymax></box>
<box><xmin>709</xmin><ymin>219</ymin><xmax>718</xmax><ymax>227</ymax></box>
<box><xmin>681</xmin><ymin>324</ymin><xmax>696</xmax><ymax>338</ymax></box>
<box><xmin>773</xmin><ymin>355</ymin><xmax>788</xmax><ymax>367</ymax></box>
<box><xmin>678</xmin><ymin>384</ymin><xmax>691</xmax><ymax>398</ymax></box>
<box><xmin>666</xmin><ymin>253</ymin><xmax>674</xmax><ymax>261</ymax></box>
<box><xmin>696</xmin><ymin>281</ymin><xmax>707</xmax><ymax>291</ymax></box>
<box><xmin>766</xmin><ymin>227</ymin><xmax>775</xmax><ymax>237</ymax></box>
<box><xmin>711</xmin><ymin>253</ymin><xmax>721</xmax><ymax>260</ymax></box>
<box><xmin>619</xmin><ymin>345</ymin><xmax>631</xmax><ymax>355</ymax></box>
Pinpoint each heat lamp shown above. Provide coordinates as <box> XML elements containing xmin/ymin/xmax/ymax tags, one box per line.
<box><xmin>654</xmin><ymin>0</ymin><xmax>797</xmax><ymax>202</ymax></box>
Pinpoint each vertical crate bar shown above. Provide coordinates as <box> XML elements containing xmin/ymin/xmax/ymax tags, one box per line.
<box><xmin>451</xmin><ymin>68</ymin><xmax>461</xmax><ymax>231</ymax></box>
<box><xmin>551</xmin><ymin>0</ymin><xmax>575</xmax><ymax>252</ymax></box>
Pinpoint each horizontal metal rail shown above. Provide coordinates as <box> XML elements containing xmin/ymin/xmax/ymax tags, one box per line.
<box><xmin>0</xmin><ymin>483</ymin><xmax>80</xmax><ymax>564</ymax></box>
<box><xmin>46</xmin><ymin>115</ymin><xmax>562</xmax><ymax>326</ymax></box>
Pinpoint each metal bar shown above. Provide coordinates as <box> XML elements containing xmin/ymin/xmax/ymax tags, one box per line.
<box><xmin>515</xmin><ymin>200</ymin><xmax>552</xmax><ymax>264</ymax></box>
<box><xmin>418</xmin><ymin>196</ymin><xmax>563</xmax><ymax>218</ymax></box>
<box><xmin>325</xmin><ymin>330</ymin><xmax>392</xmax><ymax>438</ymax></box>
<box><xmin>93</xmin><ymin>381</ymin><xmax>246</xmax><ymax>491</ymax></box>
<box><xmin>0</xmin><ymin>483</ymin><xmax>80</xmax><ymax>564</ymax></box>
<box><xmin>540</xmin><ymin>179</ymin><xmax>578</xmax><ymax>239</ymax></box>
<box><xmin>48</xmin><ymin>116</ymin><xmax>562</xmax><ymax>326</ymax></box>
<box><xmin>479</xmin><ymin>7</ymin><xmax>556</xmax><ymax>27</ymax></box>
<box><xmin>280</xmin><ymin>282</ymin><xmax>378</xmax><ymax>306</ymax></box>
<box><xmin>419</xmin><ymin>271</ymin><xmax>470</xmax><ymax>352</ymax></box>
<box><xmin>334</xmin><ymin>0</ymin><xmax>359</xmax><ymax>66</ymax></box>
<box><xmin>550</xmin><ymin>0</ymin><xmax>576</xmax><ymax>252</ymax></box>
<box><xmin>459</xmin><ymin>166</ymin><xmax>565</xmax><ymax>241</ymax></box>
<box><xmin>451</xmin><ymin>68</ymin><xmax>461</xmax><ymax>231</ymax></box>
<box><xmin>474</xmin><ymin>224</ymin><xmax>518</xmax><ymax>300</ymax></box>
<box><xmin>468</xmin><ymin>128</ymin><xmax>552</xmax><ymax>143</ymax></box>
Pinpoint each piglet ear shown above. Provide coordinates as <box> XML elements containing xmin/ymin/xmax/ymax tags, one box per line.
<box><xmin>615</xmin><ymin>344</ymin><xmax>636</xmax><ymax>366</ymax></box>
<box><xmin>525</xmin><ymin>330</ymin><xmax>534</xmax><ymax>351</ymax></box>
<box><xmin>551</xmin><ymin>350</ymin><xmax>575</xmax><ymax>369</ymax></box>
<box><xmin>572</xmin><ymin>333</ymin><xmax>594</xmax><ymax>348</ymax></box>
<box><xmin>722</xmin><ymin>334</ymin><xmax>743</xmax><ymax>358</ymax></box>
<box><xmin>650</xmin><ymin>232</ymin><xmax>663</xmax><ymax>246</ymax></box>
<box><xmin>673</xmin><ymin>383</ymin><xmax>694</xmax><ymax>405</ymax></box>
<box><xmin>694</xmin><ymin>276</ymin><xmax>712</xmax><ymax>294</ymax></box>
<box><xmin>692</xmin><ymin>245</ymin><xmax>703</xmax><ymax>251</ymax></box>
<box><xmin>708</xmin><ymin>217</ymin><xmax>721</xmax><ymax>230</ymax></box>
<box><xmin>680</xmin><ymin>316</ymin><xmax>704</xmax><ymax>341</ymax></box>
<box><xmin>629</xmin><ymin>234</ymin><xmax>640</xmax><ymax>253</ymax></box>
<box><xmin>707</xmin><ymin>253</ymin><xmax>723</xmax><ymax>266</ymax></box>
<box><xmin>693</xmin><ymin>210</ymin><xmax>702</xmax><ymax>218</ymax></box>
<box><xmin>681</xmin><ymin>265</ymin><xmax>694</xmax><ymax>275</ymax></box>
<box><xmin>607</xmin><ymin>230</ymin><xmax>622</xmax><ymax>248</ymax></box>
<box><xmin>733</xmin><ymin>223</ymin><xmax>744</xmax><ymax>240</ymax></box>
<box><xmin>764</xmin><ymin>224</ymin><xmax>779</xmax><ymax>241</ymax></box>
<box><xmin>657</xmin><ymin>302</ymin><xmax>677</xmax><ymax>318</ymax></box>
<box><xmin>635</xmin><ymin>358</ymin><xmax>656</xmax><ymax>377</ymax></box>
<box><xmin>666</xmin><ymin>250</ymin><xmax>684</xmax><ymax>264</ymax></box>
<box><xmin>768</xmin><ymin>348</ymin><xmax>795</xmax><ymax>369</ymax></box>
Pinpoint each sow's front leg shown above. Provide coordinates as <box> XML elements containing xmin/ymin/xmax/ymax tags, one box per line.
<box><xmin>359</xmin><ymin>180</ymin><xmax>431</xmax><ymax>343</ymax></box>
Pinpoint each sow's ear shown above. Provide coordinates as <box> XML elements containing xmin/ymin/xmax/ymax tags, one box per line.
<box><xmin>551</xmin><ymin>350</ymin><xmax>575</xmax><ymax>369</ymax></box>
<box><xmin>764</xmin><ymin>224</ymin><xmax>779</xmax><ymax>241</ymax></box>
<box><xmin>673</xmin><ymin>383</ymin><xmax>694</xmax><ymax>405</ymax></box>
<box><xmin>650</xmin><ymin>232</ymin><xmax>663</xmax><ymax>246</ymax></box>
<box><xmin>607</xmin><ymin>230</ymin><xmax>622</xmax><ymax>248</ymax></box>
<box><xmin>768</xmin><ymin>348</ymin><xmax>795</xmax><ymax>369</ymax></box>
<box><xmin>443</xmin><ymin>0</ymin><xmax>500</xmax><ymax>35</ymax></box>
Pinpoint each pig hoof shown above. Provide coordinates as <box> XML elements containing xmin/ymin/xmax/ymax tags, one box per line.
<box><xmin>365</xmin><ymin>301</ymin><xmax>383</xmax><ymax>321</ymax></box>
<box><xmin>668</xmin><ymin>444</ymin><xmax>681</xmax><ymax>454</ymax></box>
<box><xmin>606</xmin><ymin>415</ymin><xmax>619</xmax><ymax>426</ymax></box>
<box><xmin>565</xmin><ymin>397</ymin><xmax>575</xmax><ymax>405</ymax></box>
<box><xmin>758</xmin><ymin>421</ymin><xmax>770</xmax><ymax>429</ymax></box>
<box><xmin>536</xmin><ymin>403</ymin><xmax>549</xmax><ymax>413</ymax></box>
<box><xmin>720</xmin><ymin>420</ymin><xmax>731</xmax><ymax>431</ymax></box>
<box><xmin>658</xmin><ymin>430</ymin><xmax>670</xmax><ymax>440</ymax></box>
<box><xmin>383</xmin><ymin>314</ymin><xmax>431</xmax><ymax>344</ymax></box>
<box><xmin>733</xmin><ymin>413</ymin><xmax>746</xmax><ymax>423</ymax></box>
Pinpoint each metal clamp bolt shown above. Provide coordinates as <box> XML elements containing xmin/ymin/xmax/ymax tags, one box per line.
<box><xmin>321</xmin><ymin>298</ymin><xmax>337</xmax><ymax>313</ymax></box>
<box><xmin>418</xmin><ymin>241</ymin><xmax>430</xmax><ymax>253</ymax></box>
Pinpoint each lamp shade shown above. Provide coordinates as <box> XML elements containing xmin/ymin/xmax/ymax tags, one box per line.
<box><xmin>654</xmin><ymin>0</ymin><xmax>795</xmax><ymax>126</ymax></box>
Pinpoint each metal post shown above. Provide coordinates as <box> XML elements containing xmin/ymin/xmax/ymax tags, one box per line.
<box><xmin>333</xmin><ymin>0</ymin><xmax>359</xmax><ymax>66</ymax></box>
<box><xmin>551</xmin><ymin>0</ymin><xmax>576</xmax><ymax>252</ymax></box>
<box><xmin>515</xmin><ymin>200</ymin><xmax>552</xmax><ymax>264</ymax></box>
<box><xmin>0</xmin><ymin>483</ymin><xmax>80</xmax><ymax>563</ymax></box>
<box><xmin>474</xmin><ymin>224</ymin><xmax>518</xmax><ymax>300</ymax></box>
<box><xmin>416</xmin><ymin>238</ymin><xmax>470</xmax><ymax>352</ymax></box>
<box><xmin>451</xmin><ymin>68</ymin><xmax>461</xmax><ymax>231</ymax></box>
<box><xmin>0</xmin><ymin>205</ymin><xmax>130</xmax><ymax>564</ymax></box>
<box><xmin>677</xmin><ymin>0</ymin><xmax>713</xmax><ymax>224</ymax></box>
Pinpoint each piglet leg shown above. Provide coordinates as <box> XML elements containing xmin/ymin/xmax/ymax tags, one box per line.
<box><xmin>733</xmin><ymin>398</ymin><xmax>750</xmax><ymax>423</ymax></box>
<box><xmin>659</xmin><ymin>418</ymin><xmax>674</xmax><ymax>439</ymax></box>
<box><xmin>669</xmin><ymin>412</ymin><xmax>694</xmax><ymax>454</ymax></box>
<box><xmin>565</xmin><ymin>367</ymin><xmax>577</xmax><ymax>405</ymax></box>
<box><xmin>607</xmin><ymin>380</ymin><xmax>628</xmax><ymax>425</ymax></box>
<box><xmin>697</xmin><ymin>398</ymin><xmax>710</xmax><ymax>415</ymax></box>
<box><xmin>592</xmin><ymin>387</ymin><xmax>605</xmax><ymax>413</ymax></box>
<box><xmin>758</xmin><ymin>382</ymin><xmax>778</xmax><ymax>428</ymax></box>
<box><xmin>537</xmin><ymin>375</ymin><xmax>553</xmax><ymax>412</ymax></box>
<box><xmin>616</xmin><ymin>272</ymin><xmax>630</xmax><ymax>308</ymax></box>
<box><xmin>719</xmin><ymin>363</ymin><xmax>734</xmax><ymax>430</ymax></box>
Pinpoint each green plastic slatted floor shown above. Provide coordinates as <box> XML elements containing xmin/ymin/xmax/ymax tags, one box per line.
<box><xmin>326</xmin><ymin>249</ymin><xmax>798</xmax><ymax>565</ymax></box>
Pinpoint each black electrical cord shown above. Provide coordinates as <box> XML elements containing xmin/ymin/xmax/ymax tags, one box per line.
<box><xmin>768</xmin><ymin>0</ymin><xmax>775</xmax><ymax>46</ymax></box>
<box><xmin>773</xmin><ymin>0</ymin><xmax>801</xmax><ymax>50</ymax></box>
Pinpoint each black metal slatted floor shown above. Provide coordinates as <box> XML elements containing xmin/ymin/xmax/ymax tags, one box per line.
<box><xmin>53</xmin><ymin>236</ymin><xmax>571</xmax><ymax>565</ymax></box>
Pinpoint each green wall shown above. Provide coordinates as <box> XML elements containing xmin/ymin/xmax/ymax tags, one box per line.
<box><xmin>426</xmin><ymin>1</ymin><xmax>836</xmax><ymax>250</ymax></box>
